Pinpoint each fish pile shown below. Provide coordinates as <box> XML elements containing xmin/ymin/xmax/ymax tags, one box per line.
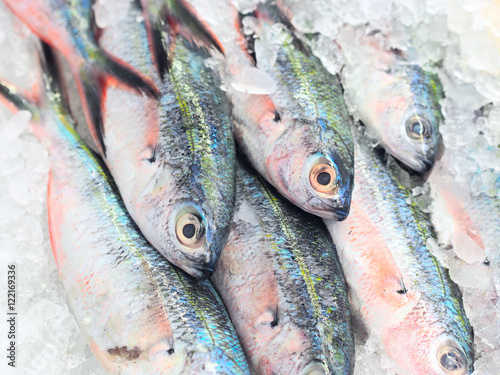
<box><xmin>0</xmin><ymin>0</ymin><xmax>497</xmax><ymax>374</ymax></box>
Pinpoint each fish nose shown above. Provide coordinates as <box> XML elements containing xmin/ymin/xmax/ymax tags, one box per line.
<box><xmin>332</xmin><ymin>209</ymin><xmax>348</xmax><ymax>221</ymax></box>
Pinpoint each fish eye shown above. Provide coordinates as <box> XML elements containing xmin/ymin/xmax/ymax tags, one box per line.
<box><xmin>436</xmin><ymin>341</ymin><xmax>467</xmax><ymax>374</ymax></box>
<box><xmin>406</xmin><ymin>116</ymin><xmax>431</xmax><ymax>140</ymax></box>
<box><xmin>309</xmin><ymin>162</ymin><xmax>338</xmax><ymax>195</ymax></box>
<box><xmin>175</xmin><ymin>211</ymin><xmax>205</xmax><ymax>248</ymax></box>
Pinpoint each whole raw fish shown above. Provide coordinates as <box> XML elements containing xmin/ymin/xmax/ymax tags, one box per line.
<box><xmin>0</xmin><ymin>44</ymin><xmax>250</xmax><ymax>375</ymax></box>
<box><xmin>144</xmin><ymin>0</ymin><xmax>355</xmax><ymax>220</ymax></box>
<box><xmin>234</xmin><ymin>3</ymin><xmax>354</xmax><ymax>220</ymax></box>
<box><xmin>212</xmin><ymin>159</ymin><xmax>354</xmax><ymax>375</ymax></box>
<box><xmin>338</xmin><ymin>27</ymin><xmax>443</xmax><ymax>173</ymax></box>
<box><xmin>66</xmin><ymin>2</ymin><xmax>236</xmax><ymax>278</ymax></box>
<box><xmin>325</xmin><ymin>133</ymin><xmax>474</xmax><ymax>375</ymax></box>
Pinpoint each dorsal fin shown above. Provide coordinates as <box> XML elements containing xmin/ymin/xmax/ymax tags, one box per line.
<box><xmin>166</xmin><ymin>0</ymin><xmax>225</xmax><ymax>55</ymax></box>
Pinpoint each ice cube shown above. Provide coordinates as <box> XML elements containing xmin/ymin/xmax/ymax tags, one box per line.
<box><xmin>231</xmin><ymin>66</ymin><xmax>277</xmax><ymax>94</ymax></box>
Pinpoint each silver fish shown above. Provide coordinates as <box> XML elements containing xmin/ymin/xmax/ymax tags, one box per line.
<box><xmin>325</xmin><ymin>132</ymin><xmax>474</xmax><ymax>375</ymax></box>
<box><xmin>335</xmin><ymin>26</ymin><xmax>443</xmax><ymax>173</ymax></box>
<box><xmin>228</xmin><ymin>3</ymin><xmax>355</xmax><ymax>220</ymax></box>
<box><xmin>0</xmin><ymin>44</ymin><xmax>250</xmax><ymax>375</ymax></box>
<box><xmin>212</xmin><ymin>159</ymin><xmax>354</xmax><ymax>375</ymax></box>
<box><xmin>65</xmin><ymin>2</ymin><xmax>236</xmax><ymax>279</ymax></box>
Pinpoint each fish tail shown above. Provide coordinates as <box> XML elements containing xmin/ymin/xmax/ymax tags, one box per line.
<box><xmin>73</xmin><ymin>66</ymin><xmax>107</xmax><ymax>156</ymax></box>
<box><xmin>88</xmin><ymin>45</ymin><xmax>161</xmax><ymax>99</ymax></box>
<box><xmin>166</xmin><ymin>0</ymin><xmax>225</xmax><ymax>55</ymax></box>
<box><xmin>137</xmin><ymin>0</ymin><xmax>170</xmax><ymax>82</ymax></box>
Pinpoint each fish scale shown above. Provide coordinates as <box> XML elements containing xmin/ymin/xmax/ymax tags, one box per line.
<box><xmin>274</xmin><ymin>39</ymin><xmax>354</xmax><ymax>158</ymax></box>
<box><xmin>325</xmin><ymin>134</ymin><xmax>474</xmax><ymax>375</ymax></box>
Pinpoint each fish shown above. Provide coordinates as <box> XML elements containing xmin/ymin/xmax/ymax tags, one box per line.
<box><xmin>212</xmin><ymin>159</ymin><xmax>354</xmax><ymax>375</ymax></box>
<box><xmin>340</xmin><ymin>32</ymin><xmax>443</xmax><ymax>173</ymax></box>
<box><xmin>324</xmin><ymin>132</ymin><xmax>474</xmax><ymax>375</ymax></box>
<box><xmin>62</xmin><ymin>1</ymin><xmax>236</xmax><ymax>279</ymax></box>
<box><xmin>144</xmin><ymin>0</ymin><xmax>355</xmax><ymax>220</ymax></box>
<box><xmin>233</xmin><ymin>3</ymin><xmax>354</xmax><ymax>220</ymax></box>
<box><xmin>0</xmin><ymin>42</ymin><xmax>250</xmax><ymax>375</ymax></box>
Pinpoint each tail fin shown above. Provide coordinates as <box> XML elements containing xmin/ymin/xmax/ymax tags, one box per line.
<box><xmin>76</xmin><ymin>66</ymin><xmax>107</xmax><ymax>156</ymax></box>
<box><xmin>166</xmin><ymin>0</ymin><xmax>225</xmax><ymax>54</ymax></box>
<box><xmin>84</xmin><ymin>2</ymin><xmax>161</xmax><ymax>99</ymax></box>
<box><xmin>91</xmin><ymin>48</ymin><xmax>161</xmax><ymax>99</ymax></box>
<box><xmin>135</xmin><ymin>0</ymin><xmax>170</xmax><ymax>81</ymax></box>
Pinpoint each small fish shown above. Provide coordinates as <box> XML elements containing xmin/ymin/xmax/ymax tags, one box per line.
<box><xmin>212</xmin><ymin>159</ymin><xmax>354</xmax><ymax>375</ymax></box>
<box><xmin>0</xmin><ymin>42</ymin><xmax>250</xmax><ymax>375</ymax></box>
<box><xmin>336</xmin><ymin>26</ymin><xmax>444</xmax><ymax>173</ymax></box>
<box><xmin>62</xmin><ymin>2</ymin><xmax>236</xmax><ymax>279</ymax></box>
<box><xmin>325</xmin><ymin>133</ymin><xmax>474</xmax><ymax>375</ymax></box>
<box><xmin>231</xmin><ymin>3</ymin><xmax>354</xmax><ymax>220</ymax></box>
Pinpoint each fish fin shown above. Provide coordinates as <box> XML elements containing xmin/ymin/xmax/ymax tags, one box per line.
<box><xmin>90</xmin><ymin>46</ymin><xmax>161</xmax><ymax>99</ymax></box>
<box><xmin>75</xmin><ymin>67</ymin><xmax>107</xmax><ymax>156</ymax></box>
<box><xmin>166</xmin><ymin>0</ymin><xmax>225</xmax><ymax>55</ymax></box>
<box><xmin>137</xmin><ymin>0</ymin><xmax>171</xmax><ymax>81</ymax></box>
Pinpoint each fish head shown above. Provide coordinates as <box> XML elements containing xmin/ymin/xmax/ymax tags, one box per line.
<box><xmin>364</xmin><ymin>67</ymin><xmax>443</xmax><ymax>173</ymax></box>
<box><xmin>266</xmin><ymin>121</ymin><xmax>354</xmax><ymax>220</ymax></box>
<box><xmin>138</xmin><ymin>182</ymin><xmax>229</xmax><ymax>279</ymax></box>
<box><xmin>167</xmin><ymin>201</ymin><xmax>226</xmax><ymax>279</ymax></box>
<box><xmin>382</xmin><ymin>295</ymin><xmax>473</xmax><ymax>375</ymax></box>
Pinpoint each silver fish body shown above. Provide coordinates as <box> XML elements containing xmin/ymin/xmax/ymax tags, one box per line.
<box><xmin>229</xmin><ymin>6</ymin><xmax>354</xmax><ymax>220</ymax></box>
<box><xmin>20</xmin><ymin>54</ymin><xmax>250</xmax><ymax>373</ymax></box>
<box><xmin>325</xmin><ymin>134</ymin><xmax>473</xmax><ymax>375</ymax></box>
<box><xmin>336</xmin><ymin>27</ymin><xmax>444</xmax><ymax>173</ymax></box>
<box><xmin>212</xmin><ymin>159</ymin><xmax>354</xmax><ymax>375</ymax></box>
<box><xmin>87</xmin><ymin>3</ymin><xmax>237</xmax><ymax>279</ymax></box>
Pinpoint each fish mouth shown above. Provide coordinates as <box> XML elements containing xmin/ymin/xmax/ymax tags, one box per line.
<box><xmin>302</xmin><ymin>361</ymin><xmax>327</xmax><ymax>375</ymax></box>
<box><xmin>401</xmin><ymin>155</ymin><xmax>435</xmax><ymax>174</ymax></box>
<box><xmin>182</xmin><ymin>264</ymin><xmax>215</xmax><ymax>280</ymax></box>
<box><xmin>313</xmin><ymin>205</ymin><xmax>349</xmax><ymax>221</ymax></box>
